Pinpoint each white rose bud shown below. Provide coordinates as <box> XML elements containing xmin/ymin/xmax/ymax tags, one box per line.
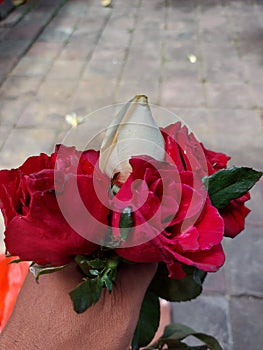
<box><xmin>99</xmin><ymin>95</ymin><xmax>165</xmax><ymax>183</ymax></box>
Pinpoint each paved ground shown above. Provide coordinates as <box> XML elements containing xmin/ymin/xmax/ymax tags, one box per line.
<box><xmin>0</xmin><ymin>0</ymin><xmax>262</xmax><ymax>349</ymax></box>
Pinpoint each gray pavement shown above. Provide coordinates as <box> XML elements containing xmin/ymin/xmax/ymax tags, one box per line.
<box><xmin>0</xmin><ymin>0</ymin><xmax>263</xmax><ymax>349</ymax></box>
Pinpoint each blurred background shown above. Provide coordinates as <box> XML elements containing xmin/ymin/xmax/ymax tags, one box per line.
<box><xmin>0</xmin><ymin>0</ymin><xmax>263</xmax><ymax>348</ymax></box>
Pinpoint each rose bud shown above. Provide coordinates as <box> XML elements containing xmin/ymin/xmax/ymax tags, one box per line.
<box><xmin>99</xmin><ymin>95</ymin><xmax>165</xmax><ymax>183</ymax></box>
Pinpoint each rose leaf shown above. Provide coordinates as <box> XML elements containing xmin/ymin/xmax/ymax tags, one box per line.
<box><xmin>203</xmin><ymin>167</ymin><xmax>262</xmax><ymax>209</ymax></box>
<box><xmin>149</xmin><ymin>263</ymin><xmax>207</xmax><ymax>302</ymax></box>
<box><xmin>131</xmin><ymin>290</ymin><xmax>160</xmax><ymax>350</ymax></box>
<box><xmin>69</xmin><ymin>277</ymin><xmax>103</xmax><ymax>314</ymax></box>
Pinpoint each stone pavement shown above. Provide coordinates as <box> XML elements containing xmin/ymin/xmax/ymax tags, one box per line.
<box><xmin>0</xmin><ymin>0</ymin><xmax>262</xmax><ymax>348</ymax></box>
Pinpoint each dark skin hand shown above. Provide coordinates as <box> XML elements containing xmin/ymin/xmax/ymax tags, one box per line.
<box><xmin>0</xmin><ymin>262</ymin><xmax>157</xmax><ymax>350</ymax></box>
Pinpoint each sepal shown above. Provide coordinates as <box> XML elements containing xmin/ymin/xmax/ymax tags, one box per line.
<box><xmin>29</xmin><ymin>263</ymin><xmax>67</xmax><ymax>282</ymax></box>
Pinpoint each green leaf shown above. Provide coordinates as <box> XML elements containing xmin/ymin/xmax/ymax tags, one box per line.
<box><xmin>69</xmin><ymin>278</ymin><xmax>103</xmax><ymax>313</ymax></box>
<box><xmin>159</xmin><ymin>324</ymin><xmax>222</xmax><ymax>350</ymax></box>
<box><xmin>119</xmin><ymin>206</ymin><xmax>133</xmax><ymax>241</ymax></box>
<box><xmin>150</xmin><ymin>263</ymin><xmax>207</xmax><ymax>302</ymax></box>
<box><xmin>193</xmin><ymin>334</ymin><xmax>222</xmax><ymax>350</ymax></box>
<box><xmin>131</xmin><ymin>290</ymin><xmax>160</xmax><ymax>350</ymax></box>
<box><xmin>29</xmin><ymin>264</ymin><xmax>67</xmax><ymax>282</ymax></box>
<box><xmin>8</xmin><ymin>258</ymin><xmax>22</xmax><ymax>264</ymax></box>
<box><xmin>203</xmin><ymin>167</ymin><xmax>262</xmax><ymax>209</ymax></box>
<box><xmin>162</xmin><ymin>323</ymin><xmax>193</xmax><ymax>338</ymax></box>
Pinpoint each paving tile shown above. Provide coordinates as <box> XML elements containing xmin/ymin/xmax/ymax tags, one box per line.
<box><xmin>58</xmin><ymin>41</ymin><xmax>95</xmax><ymax>60</ymax></box>
<box><xmin>0</xmin><ymin>128</ymin><xmax>56</xmax><ymax>168</ymax></box>
<box><xmin>10</xmin><ymin>56</ymin><xmax>53</xmax><ymax>77</ymax></box>
<box><xmin>224</xmin><ymin>226</ymin><xmax>263</xmax><ymax>297</ymax></box>
<box><xmin>171</xmin><ymin>295</ymin><xmax>232</xmax><ymax>349</ymax></box>
<box><xmin>4</xmin><ymin>22</ymin><xmax>43</xmax><ymax>40</ymax></box>
<box><xmin>206</xmin><ymin>83</ymin><xmax>256</xmax><ymax>109</ymax></box>
<box><xmin>168</xmin><ymin>0</ymin><xmax>197</xmax><ymax>14</ymax></box>
<box><xmin>22</xmin><ymin>9</ymin><xmax>53</xmax><ymax>25</ymax></box>
<box><xmin>26</xmin><ymin>41</ymin><xmax>64</xmax><ymax>59</ymax></box>
<box><xmin>0</xmin><ymin>125</ymin><xmax>11</xmax><ymax>148</ymax></box>
<box><xmin>99</xmin><ymin>27</ymin><xmax>131</xmax><ymax>49</ymax></box>
<box><xmin>201</xmin><ymin>41</ymin><xmax>238</xmax><ymax>59</ymax></box>
<box><xmin>70</xmin><ymin>78</ymin><xmax>116</xmax><ymax>115</ymax></box>
<box><xmin>246</xmin><ymin>179</ymin><xmax>263</xmax><ymax>226</ymax></box>
<box><xmin>16</xmin><ymin>99</ymin><xmax>69</xmax><ymax>129</ymax></box>
<box><xmin>37</xmin><ymin>0</ymin><xmax>63</xmax><ymax>8</ymax></box>
<box><xmin>161</xmin><ymin>81</ymin><xmax>206</xmax><ymax>108</ymax></box>
<box><xmin>251</xmin><ymin>83</ymin><xmax>263</xmax><ymax>108</ymax></box>
<box><xmin>230</xmin><ymin>297</ymin><xmax>263</xmax><ymax>350</ymax></box>
<box><xmin>164</xmin><ymin>40</ymin><xmax>202</xmax><ymax>63</ymax></box>
<box><xmin>38</xmin><ymin>24</ymin><xmax>74</xmax><ymax>42</ymax></box>
<box><xmin>169</xmin><ymin>108</ymin><xmax>212</xmax><ymax>146</ymax></box>
<box><xmin>198</xmin><ymin>10</ymin><xmax>227</xmax><ymax>30</ymax></box>
<box><xmin>163</xmin><ymin>60</ymin><xmax>202</xmax><ymax>84</ymax></box>
<box><xmin>46</xmin><ymin>60</ymin><xmax>85</xmax><ymax>80</ymax></box>
<box><xmin>0</xmin><ymin>76</ymin><xmax>42</xmax><ymax>99</ymax></box>
<box><xmin>116</xmin><ymin>79</ymin><xmax>160</xmax><ymax>106</ymax></box>
<box><xmin>203</xmin><ymin>56</ymin><xmax>247</xmax><ymax>83</ymax></box>
<box><xmin>113</xmin><ymin>0</ymin><xmax>139</xmax><ymax>8</ymax></box>
<box><xmin>246</xmin><ymin>63</ymin><xmax>263</xmax><ymax>84</ymax></box>
<box><xmin>0</xmin><ymin>39</ymin><xmax>31</xmax><ymax>58</ymax></box>
<box><xmin>69</xmin><ymin>26</ymin><xmax>100</xmax><ymax>44</ymax></box>
<box><xmin>203</xmin><ymin>267</ymin><xmax>227</xmax><ymax>294</ymax></box>
<box><xmin>0</xmin><ymin>75</ymin><xmax>5</xmax><ymax>85</ymax></box>
<box><xmin>0</xmin><ymin>96</ymin><xmax>30</xmax><ymax>126</ymax></box>
<box><xmin>90</xmin><ymin>47</ymin><xmax>126</xmax><ymax>64</ymax></box>
<box><xmin>57</xmin><ymin>2</ymin><xmax>90</xmax><ymax>18</ymax></box>
<box><xmin>236</xmin><ymin>35</ymin><xmax>263</xmax><ymax>65</ymax></box>
<box><xmin>37</xmin><ymin>79</ymin><xmax>78</xmax><ymax>103</ymax></box>
<box><xmin>0</xmin><ymin>57</ymin><xmax>17</xmax><ymax>76</ymax></box>
<box><xmin>165</xmin><ymin>26</ymin><xmax>198</xmax><ymax>42</ymax></box>
<box><xmin>82</xmin><ymin>59</ymin><xmax>122</xmax><ymax>81</ymax></box>
<box><xmin>122</xmin><ymin>56</ymin><xmax>161</xmax><ymax>84</ymax></box>
<box><xmin>0</xmin><ymin>27</ymin><xmax>8</xmax><ymax>39</ymax></box>
<box><xmin>200</xmin><ymin>26</ymin><xmax>234</xmax><ymax>45</ymax></box>
<box><xmin>50</xmin><ymin>15</ymin><xmax>79</xmax><ymax>28</ymax></box>
<box><xmin>0</xmin><ymin>10</ymin><xmax>24</xmax><ymax>28</ymax></box>
<box><xmin>210</xmin><ymin>109</ymin><xmax>263</xmax><ymax>169</ymax></box>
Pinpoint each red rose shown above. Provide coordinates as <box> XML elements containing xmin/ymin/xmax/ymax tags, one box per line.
<box><xmin>220</xmin><ymin>193</ymin><xmax>251</xmax><ymax>238</ymax></box>
<box><xmin>201</xmin><ymin>144</ymin><xmax>230</xmax><ymax>174</ymax></box>
<box><xmin>161</xmin><ymin>123</ymin><xmax>208</xmax><ymax>177</ymax></box>
<box><xmin>114</xmin><ymin>157</ymin><xmax>225</xmax><ymax>278</ymax></box>
<box><xmin>162</xmin><ymin>122</ymin><xmax>250</xmax><ymax>239</ymax></box>
<box><xmin>0</xmin><ymin>145</ymin><xmax>109</xmax><ymax>266</ymax></box>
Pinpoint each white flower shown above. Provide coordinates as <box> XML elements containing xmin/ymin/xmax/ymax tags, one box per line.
<box><xmin>99</xmin><ymin>95</ymin><xmax>165</xmax><ymax>182</ymax></box>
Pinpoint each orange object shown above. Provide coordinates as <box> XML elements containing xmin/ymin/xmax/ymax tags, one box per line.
<box><xmin>0</xmin><ymin>254</ymin><xmax>28</xmax><ymax>332</ymax></box>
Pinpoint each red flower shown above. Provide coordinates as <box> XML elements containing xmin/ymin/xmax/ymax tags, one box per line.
<box><xmin>0</xmin><ymin>145</ymin><xmax>110</xmax><ymax>266</ymax></box>
<box><xmin>114</xmin><ymin>157</ymin><xmax>225</xmax><ymax>278</ymax></box>
<box><xmin>201</xmin><ymin>145</ymin><xmax>230</xmax><ymax>174</ymax></box>
<box><xmin>220</xmin><ymin>193</ymin><xmax>251</xmax><ymax>238</ymax></box>
<box><xmin>162</xmin><ymin>122</ymin><xmax>251</xmax><ymax>239</ymax></box>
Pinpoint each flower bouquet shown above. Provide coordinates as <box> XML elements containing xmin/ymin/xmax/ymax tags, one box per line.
<box><xmin>0</xmin><ymin>95</ymin><xmax>262</xmax><ymax>349</ymax></box>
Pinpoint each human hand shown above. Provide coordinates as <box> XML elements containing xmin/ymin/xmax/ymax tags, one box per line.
<box><xmin>0</xmin><ymin>262</ymin><xmax>157</xmax><ymax>350</ymax></box>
